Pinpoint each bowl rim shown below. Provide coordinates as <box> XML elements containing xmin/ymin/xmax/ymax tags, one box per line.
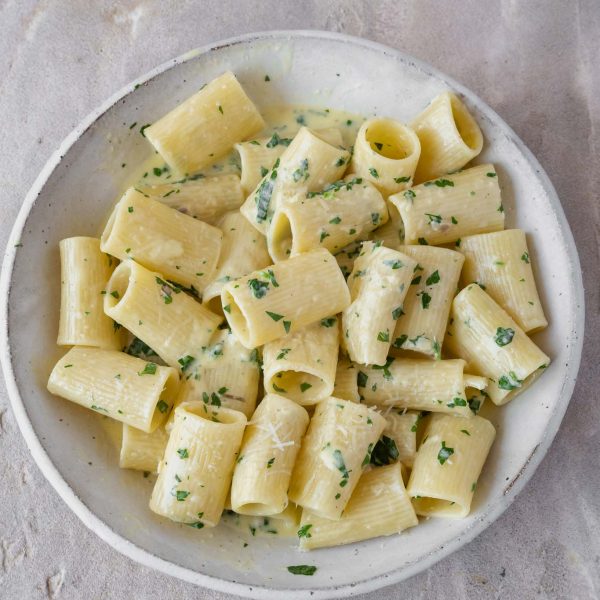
<box><xmin>0</xmin><ymin>29</ymin><xmax>585</xmax><ymax>599</ymax></box>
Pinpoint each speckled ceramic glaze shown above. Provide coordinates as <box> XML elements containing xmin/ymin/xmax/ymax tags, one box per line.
<box><xmin>0</xmin><ymin>31</ymin><xmax>584</xmax><ymax>599</ymax></box>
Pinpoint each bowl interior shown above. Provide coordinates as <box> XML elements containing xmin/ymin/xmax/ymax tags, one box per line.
<box><xmin>2</xmin><ymin>32</ymin><xmax>583</xmax><ymax>597</ymax></box>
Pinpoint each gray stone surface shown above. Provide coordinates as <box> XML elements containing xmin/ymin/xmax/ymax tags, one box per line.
<box><xmin>1</xmin><ymin>1</ymin><xmax>599</xmax><ymax>598</ymax></box>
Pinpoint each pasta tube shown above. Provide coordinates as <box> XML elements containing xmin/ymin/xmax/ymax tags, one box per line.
<box><xmin>221</xmin><ymin>248</ymin><xmax>350</xmax><ymax>348</ymax></box>
<box><xmin>57</xmin><ymin>237</ymin><xmax>122</xmax><ymax>349</ymax></box>
<box><xmin>407</xmin><ymin>414</ymin><xmax>496</xmax><ymax>517</ymax></box>
<box><xmin>342</xmin><ymin>241</ymin><xmax>417</xmax><ymax>366</ymax></box>
<box><xmin>389</xmin><ymin>164</ymin><xmax>504</xmax><ymax>246</ymax></box>
<box><xmin>202</xmin><ymin>211</ymin><xmax>271</xmax><ymax>314</ymax></box>
<box><xmin>119</xmin><ymin>424</ymin><xmax>168</xmax><ymax>472</ymax></box>
<box><xmin>459</xmin><ymin>229</ymin><xmax>548</xmax><ymax>332</ymax></box>
<box><xmin>288</xmin><ymin>397</ymin><xmax>386</xmax><ymax>519</ymax></box>
<box><xmin>100</xmin><ymin>188</ymin><xmax>223</xmax><ymax>292</ymax></box>
<box><xmin>383</xmin><ymin>411</ymin><xmax>419</xmax><ymax>468</ymax></box>
<box><xmin>104</xmin><ymin>260</ymin><xmax>223</xmax><ymax>370</ymax></box>
<box><xmin>445</xmin><ymin>283</ymin><xmax>550</xmax><ymax>405</ymax></box>
<box><xmin>236</xmin><ymin>128</ymin><xmax>343</xmax><ymax>193</ymax></box>
<box><xmin>168</xmin><ymin>328</ymin><xmax>260</xmax><ymax>424</ymax></box>
<box><xmin>240</xmin><ymin>127</ymin><xmax>350</xmax><ymax>233</ymax></box>
<box><xmin>136</xmin><ymin>174</ymin><xmax>244</xmax><ymax>225</ymax></box>
<box><xmin>298</xmin><ymin>463</ymin><xmax>417</xmax><ymax>549</ymax></box>
<box><xmin>267</xmin><ymin>177</ymin><xmax>387</xmax><ymax>261</ymax></box>
<box><xmin>358</xmin><ymin>358</ymin><xmax>474</xmax><ymax>417</ymax></box>
<box><xmin>390</xmin><ymin>245</ymin><xmax>464</xmax><ymax>359</ymax></box>
<box><xmin>149</xmin><ymin>403</ymin><xmax>247</xmax><ymax>527</ymax></box>
<box><xmin>262</xmin><ymin>319</ymin><xmax>339</xmax><ymax>406</ymax></box>
<box><xmin>144</xmin><ymin>71</ymin><xmax>265</xmax><ymax>174</ymax></box>
<box><xmin>231</xmin><ymin>394</ymin><xmax>309</xmax><ymax>515</ymax></box>
<box><xmin>47</xmin><ymin>346</ymin><xmax>179</xmax><ymax>433</ymax></box>
<box><xmin>333</xmin><ymin>357</ymin><xmax>360</xmax><ymax>403</ymax></box>
<box><xmin>411</xmin><ymin>91</ymin><xmax>483</xmax><ymax>183</ymax></box>
<box><xmin>350</xmin><ymin>118</ymin><xmax>421</xmax><ymax>196</ymax></box>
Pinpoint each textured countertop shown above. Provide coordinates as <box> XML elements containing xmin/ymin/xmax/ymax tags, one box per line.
<box><xmin>1</xmin><ymin>2</ymin><xmax>599</xmax><ymax>599</ymax></box>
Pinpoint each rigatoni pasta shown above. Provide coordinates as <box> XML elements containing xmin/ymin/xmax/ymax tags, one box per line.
<box><xmin>407</xmin><ymin>414</ymin><xmax>496</xmax><ymax>517</ymax></box>
<box><xmin>149</xmin><ymin>403</ymin><xmax>247</xmax><ymax>527</ymax></box>
<box><xmin>411</xmin><ymin>91</ymin><xmax>483</xmax><ymax>183</ymax></box>
<box><xmin>104</xmin><ymin>260</ymin><xmax>222</xmax><ymax>370</ymax></box>
<box><xmin>47</xmin><ymin>346</ymin><xmax>179</xmax><ymax>433</ymax></box>
<box><xmin>100</xmin><ymin>188</ymin><xmax>223</xmax><ymax>291</ymax></box>
<box><xmin>342</xmin><ymin>242</ymin><xmax>417</xmax><ymax>366</ymax></box>
<box><xmin>350</xmin><ymin>118</ymin><xmax>421</xmax><ymax>196</ymax></box>
<box><xmin>262</xmin><ymin>319</ymin><xmax>339</xmax><ymax>406</ymax></box>
<box><xmin>240</xmin><ymin>127</ymin><xmax>350</xmax><ymax>233</ymax></box>
<box><xmin>57</xmin><ymin>237</ymin><xmax>122</xmax><ymax>349</ymax></box>
<box><xmin>202</xmin><ymin>211</ymin><xmax>271</xmax><ymax>314</ymax></box>
<box><xmin>288</xmin><ymin>397</ymin><xmax>386</xmax><ymax>519</ymax></box>
<box><xmin>390</xmin><ymin>245</ymin><xmax>464</xmax><ymax>358</ymax></box>
<box><xmin>358</xmin><ymin>358</ymin><xmax>474</xmax><ymax>417</ymax></box>
<box><xmin>389</xmin><ymin>164</ymin><xmax>504</xmax><ymax>246</ymax></box>
<box><xmin>144</xmin><ymin>71</ymin><xmax>265</xmax><ymax>174</ymax></box>
<box><xmin>221</xmin><ymin>248</ymin><xmax>350</xmax><ymax>348</ymax></box>
<box><xmin>119</xmin><ymin>424</ymin><xmax>169</xmax><ymax>472</ymax></box>
<box><xmin>267</xmin><ymin>176</ymin><xmax>387</xmax><ymax>261</ymax></box>
<box><xmin>169</xmin><ymin>328</ymin><xmax>260</xmax><ymax>422</ymax></box>
<box><xmin>136</xmin><ymin>174</ymin><xmax>244</xmax><ymax>225</ymax></box>
<box><xmin>458</xmin><ymin>229</ymin><xmax>548</xmax><ymax>332</ymax></box>
<box><xmin>231</xmin><ymin>394</ymin><xmax>309</xmax><ymax>515</ymax></box>
<box><xmin>445</xmin><ymin>283</ymin><xmax>550</xmax><ymax>405</ymax></box>
<box><xmin>298</xmin><ymin>463</ymin><xmax>417</xmax><ymax>550</ymax></box>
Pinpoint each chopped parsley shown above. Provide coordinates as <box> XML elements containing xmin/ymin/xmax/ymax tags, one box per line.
<box><xmin>425</xmin><ymin>213</ymin><xmax>442</xmax><ymax>225</ymax></box>
<box><xmin>394</xmin><ymin>176</ymin><xmax>410</xmax><ymax>184</ymax></box>
<box><xmin>494</xmin><ymin>327</ymin><xmax>515</xmax><ymax>346</ymax></box>
<box><xmin>177</xmin><ymin>448</ymin><xmax>189</xmax><ymax>459</ymax></box>
<box><xmin>498</xmin><ymin>371</ymin><xmax>523</xmax><ymax>390</ymax></box>
<box><xmin>300</xmin><ymin>382</ymin><xmax>312</xmax><ymax>393</ymax></box>
<box><xmin>329</xmin><ymin>216</ymin><xmax>341</xmax><ymax>224</ymax></box>
<box><xmin>292</xmin><ymin>158</ymin><xmax>309</xmax><ymax>183</ymax></box>
<box><xmin>437</xmin><ymin>441</ymin><xmax>454</xmax><ymax>465</ymax></box>
<box><xmin>377</xmin><ymin>330</ymin><xmax>389</xmax><ymax>342</ymax></box>
<box><xmin>138</xmin><ymin>362</ymin><xmax>157</xmax><ymax>376</ymax></box>
<box><xmin>287</xmin><ymin>565</ymin><xmax>317</xmax><ymax>576</ymax></box>
<box><xmin>404</xmin><ymin>189</ymin><xmax>416</xmax><ymax>202</ymax></box>
<box><xmin>383</xmin><ymin>259</ymin><xmax>403</xmax><ymax>269</ymax></box>
<box><xmin>424</xmin><ymin>178</ymin><xmax>454</xmax><ymax>187</ymax></box>
<box><xmin>297</xmin><ymin>524</ymin><xmax>313</xmax><ymax>539</ymax></box>
<box><xmin>276</xmin><ymin>348</ymin><xmax>291</xmax><ymax>360</ymax></box>
<box><xmin>332</xmin><ymin>449</ymin><xmax>350</xmax><ymax>487</ymax></box>
<box><xmin>357</xmin><ymin>371</ymin><xmax>368</xmax><ymax>387</ymax></box>
<box><xmin>418</xmin><ymin>237</ymin><xmax>429</xmax><ymax>245</ymax></box>
<box><xmin>370</xmin><ymin>435</ymin><xmax>399</xmax><ymax>466</ymax></box>
<box><xmin>156</xmin><ymin>400</ymin><xmax>169</xmax><ymax>413</ymax></box>
<box><xmin>177</xmin><ymin>355</ymin><xmax>195</xmax><ymax>371</ymax></box>
<box><xmin>320</xmin><ymin>317</ymin><xmax>337</xmax><ymax>327</ymax></box>
<box><xmin>369</xmin><ymin>167</ymin><xmax>379</xmax><ymax>178</ymax></box>
<box><xmin>521</xmin><ymin>251</ymin><xmax>530</xmax><ymax>264</ymax></box>
<box><xmin>266</xmin><ymin>133</ymin><xmax>292</xmax><ymax>148</ymax></box>
<box><xmin>425</xmin><ymin>270</ymin><xmax>440</xmax><ymax>285</ymax></box>
<box><xmin>420</xmin><ymin>291</ymin><xmax>432</xmax><ymax>309</ymax></box>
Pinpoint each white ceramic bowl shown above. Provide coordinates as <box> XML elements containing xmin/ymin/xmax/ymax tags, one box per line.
<box><xmin>0</xmin><ymin>31</ymin><xmax>584</xmax><ymax>599</ymax></box>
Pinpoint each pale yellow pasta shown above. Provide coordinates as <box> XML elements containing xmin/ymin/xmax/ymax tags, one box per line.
<box><xmin>407</xmin><ymin>414</ymin><xmax>495</xmax><ymax>517</ymax></box>
<box><xmin>149</xmin><ymin>403</ymin><xmax>247</xmax><ymax>527</ymax></box>
<box><xmin>262</xmin><ymin>319</ymin><xmax>339</xmax><ymax>406</ymax></box>
<box><xmin>202</xmin><ymin>211</ymin><xmax>271</xmax><ymax>314</ymax></box>
<box><xmin>100</xmin><ymin>188</ymin><xmax>223</xmax><ymax>291</ymax></box>
<box><xmin>390</xmin><ymin>245</ymin><xmax>464</xmax><ymax>359</ymax></box>
<box><xmin>342</xmin><ymin>242</ymin><xmax>417</xmax><ymax>366</ymax></box>
<box><xmin>334</xmin><ymin>240</ymin><xmax>362</xmax><ymax>280</ymax></box>
<box><xmin>350</xmin><ymin>118</ymin><xmax>421</xmax><ymax>196</ymax></box>
<box><xmin>389</xmin><ymin>164</ymin><xmax>504</xmax><ymax>246</ymax></box>
<box><xmin>333</xmin><ymin>357</ymin><xmax>360</xmax><ymax>403</ymax></box>
<box><xmin>136</xmin><ymin>174</ymin><xmax>244</xmax><ymax>225</ymax></box>
<box><xmin>144</xmin><ymin>71</ymin><xmax>265</xmax><ymax>174</ymax></box>
<box><xmin>47</xmin><ymin>346</ymin><xmax>179</xmax><ymax>433</ymax></box>
<box><xmin>240</xmin><ymin>127</ymin><xmax>350</xmax><ymax>233</ymax></box>
<box><xmin>411</xmin><ymin>91</ymin><xmax>483</xmax><ymax>183</ymax></box>
<box><xmin>57</xmin><ymin>237</ymin><xmax>121</xmax><ymax>349</ymax></box>
<box><xmin>231</xmin><ymin>394</ymin><xmax>309</xmax><ymax>515</ymax></box>
<box><xmin>288</xmin><ymin>397</ymin><xmax>387</xmax><ymax>520</ymax></box>
<box><xmin>459</xmin><ymin>229</ymin><xmax>548</xmax><ymax>332</ymax></box>
<box><xmin>383</xmin><ymin>411</ymin><xmax>419</xmax><ymax>468</ymax></box>
<box><xmin>369</xmin><ymin>200</ymin><xmax>405</xmax><ymax>250</ymax></box>
<box><xmin>167</xmin><ymin>329</ymin><xmax>260</xmax><ymax>427</ymax></box>
<box><xmin>358</xmin><ymin>358</ymin><xmax>474</xmax><ymax>417</ymax></box>
<box><xmin>119</xmin><ymin>424</ymin><xmax>168</xmax><ymax>472</ymax></box>
<box><xmin>104</xmin><ymin>260</ymin><xmax>222</xmax><ymax>370</ymax></box>
<box><xmin>221</xmin><ymin>248</ymin><xmax>350</xmax><ymax>348</ymax></box>
<box><xmin>445</xmin><ymin>283</ymin><xmax>550</xmax><ymax>405</ymax></box>
<box><xmin>268</xmin><ymin>177</ymin><xmax>387</xmax><ymax>261</ymax></box>
<box><xmin>299</xmin><ymin>463</ymin><xmax>417</xmax><ymax>550</ymax></box>
<box><xmin>236</xmin><ymin>128</ymin><xmax>343</xmax><ymax>192</ymax></box>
